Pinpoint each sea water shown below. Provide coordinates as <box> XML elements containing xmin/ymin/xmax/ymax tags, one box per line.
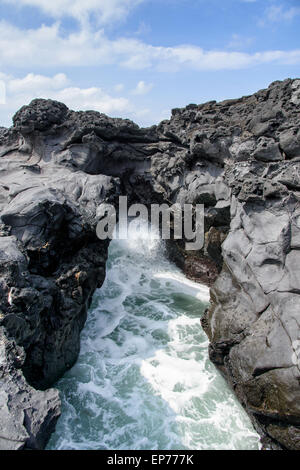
<box><xmin>47</xmin><ymin>227</ymin><xmax>260</xmax><ymax>450</ymax></box>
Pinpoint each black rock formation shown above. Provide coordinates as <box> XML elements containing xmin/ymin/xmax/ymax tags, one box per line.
<box><xmin>0</xmin><ymin>78</ymin><xmax>300</xmax><ymax>450</ymax></box>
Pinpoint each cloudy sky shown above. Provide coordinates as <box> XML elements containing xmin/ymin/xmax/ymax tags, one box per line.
<box><xmin>0</xmin><ymin>0</ymin><xmax>299</xmax><ymax>127</ymax></box>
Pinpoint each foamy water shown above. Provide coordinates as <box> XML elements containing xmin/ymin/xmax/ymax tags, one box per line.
<box><xmin>47</xmin><ymin>226</ymin><xmax>260</xmax><ymax>450</ymax></box>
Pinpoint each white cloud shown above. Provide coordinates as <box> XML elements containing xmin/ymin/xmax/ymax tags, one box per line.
<box><xmin>134</xmin><ymin>21</ymin><xmax>151</xmax><ymax>36</ymax></box>
<box><xmin>0</xmin><ymin>79</ymin><xmax>5</xmax><ymax>105</ymax></box>
<box><xmin>263</xmin><ymin>4</ymin><xmax>300</xmax><ymax>24</ymax></box>
<box><xmin>131</xmin><ymin>80</ymin><xmax>153</xmax><ymax>95</ymax></box>
<box><xmin>0</xmin><ymin>21</ymin><xmax>300</xmax><ymax>72</ymax></box>
<box><xmin>165</xmin><ymin>45</ymin><xmax>300</xmax><ymax>70</ymax></box>
<box><xmin>0</xmin><ymin>72</ymin><xmax>131</xmax><ymax>127</ymax></box>
<box><xmin>1</xmin><ymin>0</ymin><xmax>144</xmax><ymax>24</ymax></box>
<box><xmin>8</xmin><ymin>72</ymin><xmax>70</xmax><ymax>93</ymax></box>
<box><xmin>227</xmin><ymin>34</ymin><xmax>254</xmax><ymax>50</ymax></box>
<box><xmin>0</xmin><ymin>72</ymin><xmax>167</xmax><ymax>128</ymax></box>
<box><xmin>54</xmin><ymin>87</ymin><xmax>130</xmax><ymax>114</ymax></box>
<box><xmin>114</xmin><ymin>83</ymin><xmax>125</xmax><ymax>93</ymax></box>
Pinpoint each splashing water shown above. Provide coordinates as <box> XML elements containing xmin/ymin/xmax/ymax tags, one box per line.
<box><xmin>47</xmin><ymin>225</ymin><xmax>260</xmax><ymax>450</ymax></box>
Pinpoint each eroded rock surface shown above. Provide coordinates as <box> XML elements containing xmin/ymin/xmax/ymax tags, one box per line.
<box><xmin>0</xmin><ymin>328</ymin><xmax>60</xmax><ymax>449</ymax></box>
<box><xmin>0</xmin><ymin>78</ymin><xmax>300</xmax><ymax>449</ymax></box>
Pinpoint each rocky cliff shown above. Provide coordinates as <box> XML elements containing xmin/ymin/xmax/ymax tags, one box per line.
<box><xmin>0</xmin><ymin>78</ymin><xmax>299</xmax><ymax>450</ymax></box>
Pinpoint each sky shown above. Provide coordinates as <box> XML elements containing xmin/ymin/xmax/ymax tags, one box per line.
<box><xmin>0</xmin><ymin>0</ymin><xmax>299</xmax><ymax>128</ymax></box>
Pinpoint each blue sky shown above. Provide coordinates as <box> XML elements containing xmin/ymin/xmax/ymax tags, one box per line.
<box><xmin>0</xmin><ymin>0</ymin><xmax>299</xmax><ymax>127</ymax></box>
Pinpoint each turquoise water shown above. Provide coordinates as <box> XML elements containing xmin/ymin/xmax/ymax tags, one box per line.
<box><xmin>47</xmin><ymin>229</ymin><xmax>260</xmax><ymax>450</ymax></box>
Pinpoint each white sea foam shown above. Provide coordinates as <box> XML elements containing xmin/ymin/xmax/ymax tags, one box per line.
<box><xmin>47</xmin><ymin>224</ymin><xmax>261</xmax><ymax>450</ymax></box>
<box><xmin>153</xmin><ymin>272</ymin><xmax>210</xmax><ymax>303</ymax></box>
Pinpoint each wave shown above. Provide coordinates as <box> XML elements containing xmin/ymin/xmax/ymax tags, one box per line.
<box><xmin>47</xmin><ymin>224</ymin><xmax>260</xmax><ymax>450</ymax></box>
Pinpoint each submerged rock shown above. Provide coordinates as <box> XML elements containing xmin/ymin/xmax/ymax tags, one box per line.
<box><xmin>0</xmin><ymin>78</ymin><xmax>299</xmax><ymax>449</ymax></box>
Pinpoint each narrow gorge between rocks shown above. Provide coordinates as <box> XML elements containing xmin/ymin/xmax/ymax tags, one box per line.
<box><xmin>1</xmin><ymin>78</ymin><xmax>300</xmax><ymax>451</ymax></box>
<box><xmin>47</xmin><ymin>228</ymin><xmax>260</xmax><ymax>450</ymax></box>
